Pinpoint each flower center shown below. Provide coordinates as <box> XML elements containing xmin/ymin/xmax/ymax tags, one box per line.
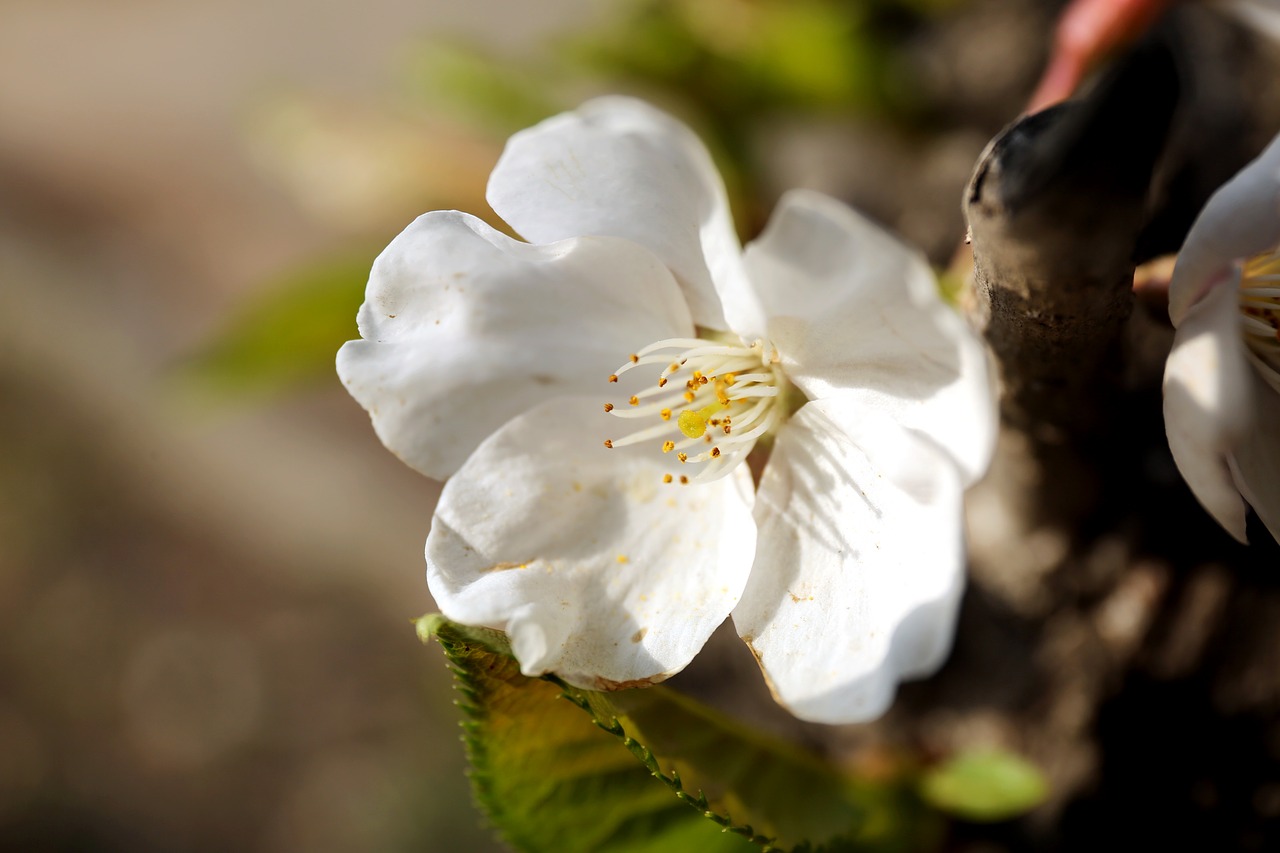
<box><xmin>603</xmin><ymin>336</ymin><xmax>785</xmax><ymax>482</ymax></box>
<box><xmin>1240</xmin><ymin>247</ymin><xmax>1280</xmax><ymax>393</ymax></box>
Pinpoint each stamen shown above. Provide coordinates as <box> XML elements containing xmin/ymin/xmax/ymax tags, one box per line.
<box><xmin>603</xmin><ymin>336</ymin><xmax>788</xmax><ymax>481</ymax></box>
<box><xmin>1239</xmin><ymin>247</ymin><xmax>1280</xmax><ymax>390</ymax></box>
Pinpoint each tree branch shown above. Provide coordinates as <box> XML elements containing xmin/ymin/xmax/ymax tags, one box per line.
<box><xmin>964</xmin><ymin>41</ymin><xmax>1178</xmax><ymax>437</ymax></box>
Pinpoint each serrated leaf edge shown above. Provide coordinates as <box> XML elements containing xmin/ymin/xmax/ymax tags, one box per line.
<box><xmin>421</xmin><ymin>615</ymin><xmax>789</xmax><ymax>852</ymax></box>
<box><xmin>552</xmin><ymin>679</ymin><xmax>786</xmax><ymax>852</ymax></box>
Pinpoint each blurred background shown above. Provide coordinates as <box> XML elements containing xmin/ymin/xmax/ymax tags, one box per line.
<box><xmin>4</xmin><ymin>0</ymin><xmax>1273</xmax><ymax>850</ymax></box>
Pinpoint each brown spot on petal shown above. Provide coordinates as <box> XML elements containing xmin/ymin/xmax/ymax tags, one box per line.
<box><xmin>587</xmin><ymin>673</ymin><xmax>668</xmax><ymax>691</ymax></box>
<box><xmin>630</xmin><ymin>627</ymin><xmax>648</xmax><ymax>643</ymax></box>
<box><xmin>741</xmin><ymin>636</ymin><xmax>785</xmax><ymax>706</ymax></box>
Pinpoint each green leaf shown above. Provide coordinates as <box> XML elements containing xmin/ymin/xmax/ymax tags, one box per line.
<box><xmin>417</xmin><ymin>615</ymin><xmax>940</xmax><ymax>852</ymax></box>
<box><xmin>918</xmin><ymin>749</ymin><xmax>1049</xmax><ymax>823</ymax></box>
<box><xmin>179</xmin><ymin>248</ymin><xmax>374</xmax><ymax>398</ymax></box>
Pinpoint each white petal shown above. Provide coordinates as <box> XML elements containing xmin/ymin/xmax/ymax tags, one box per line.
<box><xmin>1229</xmin><ymin>369</ymin><xmax>1280</xmax><ymax>545</ymax></box>
<box><xmin>743</xmin><ymin>189</ymin><xmax>996</xmax><ymax>486</ymax></box>
<box><xmin>1163</xmin><ymin>279</ymin><xmax>1256</xmax><ymax>541</ymax></box>
<box><xmin>336</xmin><ymin>211</ymin><xmax>693</xmax><ymax>479</ymax></box>
<box><xmin>487</xmin><ymin>96</ymin><xmax>757</xmax><ymax>333</ymax></box>
<box><xmin>1170</xmin><ymin>132</ymin><xmax>1280</xmax><ymax>324</ymax></box>
<box><xmin>733</xmin><ymin>398</ymin><xmax>965</xmax><ymax>724</ymax></box>
<box><xmin>427</xmin><ymin>396</ymin><xmax>757</xmax><ymax>689</ymax></box>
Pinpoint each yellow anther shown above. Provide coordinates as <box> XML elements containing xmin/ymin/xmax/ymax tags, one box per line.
<box><xmin>714</xmin><ymin>376</ymin><xmax>733</xmax><ymax>405</ymax></box>
<box><xmin>679</xmin><ymin>475</ymin><xmax>689</xmax><ymax>484</ymax></box>
<box><xmin>677</xmin><ymin>453</ymin><xmax>688</xmax><ymax>463</ymax></box>
<box><xmin>608</xmin><ymin>374</ymin><xmax>618</xmax><ymax>383</ymax></box>
<box><xmin>629</xmin><ymin>354</ymin><xmax>639</xmax><ymax>363</ymax></box>
<box><xmin>660</xmin><ymin>408</ymin><xmax>672</xmax><ymax>421</ymax></box>
<box><xmin>604</xmin><ymin>439</ymin><xmax>613</xmax><ymax>448</ymax></box>
<box><xmin>629</xmin><ymin>396</ymin><xmax>639</xmax><ymax>406</ymax></box>
<box><xmin>710</xmin><ymin>447</ymin><xmax>721</xmax><ymax>458</ymax></box>
<box><xmin>662</xmin><ymin>440</ymin><xmax>675</xmax><ymax>453</ymax></box>
<box><xmin>683</xmin><ymin>391</ymin><xmax>696</xmax><ymax>402</ymax></box>
<box><xmin>603</xmin><ymin>403</ymin><xmax>614</xmax><ymax>412</ymax></box>
<box><xmin>723</xmin><ymin>373</ymin><xmax>736</xmax><ymax>385</ymax></box>
<box><xmin>662</xmin><ymin>474</ymin><xmax>673</xmax><ymax>484</ymax></box>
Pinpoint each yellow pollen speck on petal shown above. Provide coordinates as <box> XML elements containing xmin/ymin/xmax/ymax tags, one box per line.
<box><xmin>608</xmin><ymin>374</ymin><xmax>618</xmax><ymax>383</ymax></box>
<box><xmin>629</xmin><ymin>396</ymin><xmax>639</xmax><ymax>406</ymax></box>
<box><xmin>603</xmin><ymin>403</ymin><xmax>614</xmax><ymax>412</ymax></box>
<box><xmin>669</xmin><ymin>363</ymin><xmax>680</xmax><ymax>373</ymax></box>
<box><xmin>679</xmin><ymin>475</ymin><xmax>689</xmax><ymax>485</ymax></box>
<box><xmin>723</xmin><ymin>373</ymin><xmax>736</xmax><ymax>385</ymax></box>
<box><xmin>616</xmin><ymin>554</ymin><xmax>629</xmax><ymax>564</ymax></box>
<box><xmin>604</xmin><ymin>439</ymin><xmax>614</xmax><ymax>448</ymax></box>
<box><xmin>663</xmin><ymin>473</ymin><xmax>673</xmax><ymax>484</ymax></box>
<box><xmin>662</xmin><ymin>440</ymin><xmax>675</xmax><ymax>453</ymax></box>
<box><xmin>678</xmin><ymin>409</ymin><xmax>707</xmax><ymax>438</ymax></box>
<box><xmin>660</xmin><ymin>408</ymin><xmax>672</xmax><ymax>421</ymax></box>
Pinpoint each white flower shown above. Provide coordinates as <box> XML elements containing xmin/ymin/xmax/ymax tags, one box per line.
<box><xmin>337</xmin><ymin>97</ymin><xmax>996</xmax><ymax>723</ymax></box>
<box><xmin>1165</xmin><ymin>132</ymin><xmax>1280</xmax><ymax>546</ymax></box>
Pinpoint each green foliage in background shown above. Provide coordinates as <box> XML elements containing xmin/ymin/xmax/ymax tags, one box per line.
<box><xmin>919</xmin><ymin>750</ymin><xmax>1048</xmax><ymax>822</ymax></box>
<box><xmin>197</xmin><ymin>0</ymin><xmax>971</xmax><ymax>401</ymax></box>
<box><xmin>419</xmin><ymin>615</ymin><xmax>1047</xmax><ymax>852</ymax></box>
<box><xmin>182</xmin><ymin>249</ymin><xmax>375</xmax><ymax>397</ymax></box>
<box><xmin>404</xmin><ymin>41</ymin><xmax>562</xmax><ymax>136</ymax></box>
